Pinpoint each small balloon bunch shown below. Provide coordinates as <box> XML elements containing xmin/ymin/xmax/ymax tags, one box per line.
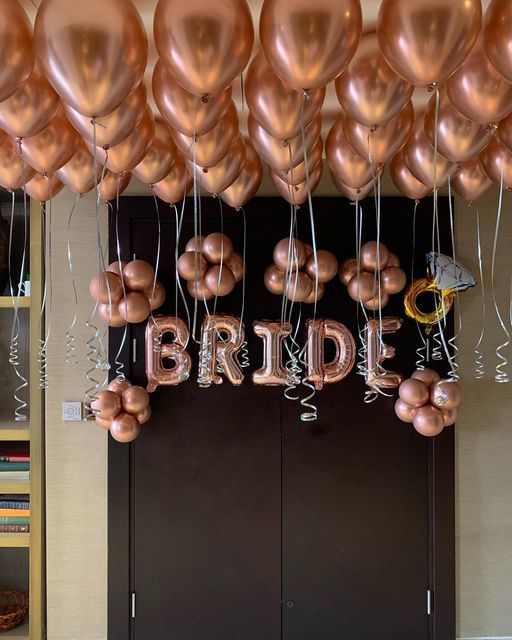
<box><xmin>91</xmin><ymin>378</ymin><xmax>151</xmax><ymax>443</ymax></box>
<box><xmin>177</xmin><ymin>232</ymin><xmax>245</xmax><ymax>300</ymax></box>
<box><xmin>395</xmin><ymin>369</ymin><xmax>462</xmax><ymax>437</ymax></box>
<box><xmin>90</xmin><ymin>259</ymin><xmax>166</xmax><ymax>326</ymax></box>
<box><xmin>339</xmin><ymin>241</ymin><xmax>406</xmax><ymax>310</ymax></box>
<box><xmin>264</xmin><ymin>237</ymin><xmax>338</xmax><ymax>303</ymax></box>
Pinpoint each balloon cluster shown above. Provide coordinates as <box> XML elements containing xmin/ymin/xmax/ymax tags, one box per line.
<box><xmin>92</xmin><ymin>378</ymin><xmax>151</xmax><ymax>443</ymax></box>
<box><xmin>395</xmin><ymin>369</ymin><xmax>462</xmax><ymax>437</ymax></box>
<box><xmin>177</xmin><ymin>233</ymin><xmax>245</xmax><ymax>300</ymax></box>
<box><xmin>90</xmin><ymin>260</ymin><xmax>166</xmax><ymax>326</ymax></box>
<box><xmin>264</xmin><ymin>238</ymin><xmax>338</xmax><ymax>303</ymax></box>
<box><xmin>339</xmin><ymin>241</ymin><xmax>406</xmax><ymax>310</ymax></box>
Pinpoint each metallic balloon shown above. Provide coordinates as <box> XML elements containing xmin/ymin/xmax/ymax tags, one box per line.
<box><xmin>273</xmin><ymin>237</ymin><xmax>307</xmax><ymax>272</ymax></box>
<box><xmin>390</xmin><ymin>150</ymin><xmax>431</xmax><ymax>200</ymax></box>
<box><xmin>25</xmin><ymin>172</ymin><xmax>63</xmax><ymax>202</ymax></box>
<box><xmin>91</xmin><ymin>390</ymin><xmax>121</xmax><ymax>420</ymax></box>
<box><xmin>279</xmin><ymin>138</ymin><xmax>324</xmax><ymax>186</ymax></box>
<box><xmin>123</xmin><ymin>260</ymin><xmax>155</xmax><ymax>292</ymax></box>
<box><xmin>108</xmin><ymin>378</ymin><xmax>132</xmax><ymax>394</ymax></box>
<box><xmin>303</xmin><ymin>282</ymin><xmax>325</xmax><ymax>304</ymax></box>
<box><xmin>252</xmin><ymin>321</ymin><xmax>292</xmax><ymax>386</ymax></box>
<box><xmin>338</xmin><ymin>258</ymin><xmax>358</xmax><ymax>286</ymax></box>
<box><xmin>403</xmin><ymin>118</ymin><xmax>456</xmax><ymax>189</ymax></box>
<box><xmin>399</xmin><ymin>378</ymin><xmax>429</xmax><ymax>408</ymax></box>
<box><xmin>0</xmin><ymin>0</ymin><xmax>33</xmax><ymax>103</ymax></box>
<box><xmin>89</xmin><ymin>271</ymin><xmax>123</xmax><ymax>305</ymax></box>
<box><xmin>202</xmin><ymin>233</ymin><xmax>234</xmax><ymax>264</ymax></box>
<box><xmin>331</xmin><ymin>172</ymin><xmax>375</xmax><ymax>201</ymax></box>
<box><xmin>185</xmin><ymin>236</ymin><xmax>204</xmax><ymax>253</ymax></box>
<box><xmin>497</xmin><ymin>111</ymin><xmax>512</xmax><ymax>154</ymax></box>
<box><xmin>446</xmin><ymin>37</ymin><xmax>512</xmax><ymax>126</ymax></box>
<box><xmin>480</xmin><ymin>138</ymin><xmax>512</xmax><ymax>189</ymax></box>
<box><xmin>110</xmin><ymin>412</ymin><xmax>141</xmax><ymax>443</ymax></box>
<box><xmin>121</xmin><ymin>386</ymin><xmax>150</xmax><ymax>414</ymax></box>
<box><xmin>387</xmin><ymin>253</ymin><xmax>401</xmax><ymax>268</ymax></box>
<box><xmin>64</xmin><ymin>83</ymin><xmax>147</xmax><ymax>148</ymax></box>
<box><xmin>153</xmin><ymin>59</ymin><xmax>232</xmax><ymax>137</ymax></box>
<box><xmin>219</xmin><ymin>140</ymin><xmax>263</xmax><ymax>210</ymax></box>
<box><xmin>188</xmin><ymin>134</ymin><xmax>246</xmax><ymax>194</ymax></box>
<box><xmin>264</xmin><ymin>265</ymin><xmax>286</xmax><ymax>295</ymax></box>
<box><xmin>224</xmin><ymin>253</ymin><xmax>245</xmax><ymax>283</ymax></box>
<box><xmin>187</xmin><ymin>278</ymin><xmax>215</xmax><ymax>301</ymax></box>
<box><xmin>380</xmin><ymin>267</ymin><xmax>407</xmax><ymax>295</ymax></box>
<box><xmin>484</xmin><ymin>0</ymin><xmax>512</xmax><ymax>84</ymax></box>
<box><xmin>177</xmin><ymin>251</ymin><xmax>208</xmax><ymax>282</ymax></box>
<box><xmin>172</xmin><ymin>102</ymin><xmax>239</xmax><ymax>167</ymax></box>
<box><xmin>424</xmin><ymin>90</ymin><xmax>492</xmax><ymax>163</ymax></box>
<box><xmin>442</xmin><ymin>407</ymin><xmax>458</xmax><ymax>427</ymax></box>
<box><xmin>152</xmin><ymin>153</ymin><xmax>193</xmax><ymax>204</ymax></box>
<box><xmin>0</xmin><ymin>137</ymin><xmax>35</xmax><ymax>190</ymax></box>
<box><xmin>326</xmin><ymin>118</ymin><xmax>379</xmax><ymax>189</ymax></box>
<box><xmin>146</xmin><ymin>316</ymin><xmax>192</xmax><ymax>391</ymax></box>
<box><xmin>107</xmin><ymin>261</ymin><xmax>127</xmax><ymax>277</ymax></box>
<box><xmin>118</xmin><ymin>292</ymin><xmax>151</xmax><ymax>324</ymax></box>
<box><xmin>204</xmin><ymin>265</ymin><xmax>236</xmax><ymax>297</ymax></box>
<box><xmin>451</xmin><ymin>158</ymin><xmax>493</xmax><ymax>202</ymax></box>
<box><xmin>377</xmin><ymin>0</ymin><xmax>482</xmax><ymax>87</ymax></box>
<box><xmin>97</xmin><ymin>302</ymin><xmax>127</xmax><ymax>328</ymax></box>
<box><xmin>270</xmin><ymin>161</ymin><xmax>323</xmax><ymax>205</ymax></box>
<box><xmin>347</xmin><ymin>271</ymin><xmax>377</xmax><ymax>303</ymax></box>
<box><xmin>404</xmin><ymin>277</ymin><xmax>455</xmax><ymax>326</ymax></box>
<box><xmin>361</xmin><ymin>241</ymin><xmax>390</xmax><ymax>272</ymax></box>
<box><xmin>306</xmin><ymin>318</ymin><xmax>356</xmax><ymax>390</ymax></box>
<box><xmin>154</xmin><ymin>0</ymin><xmax>254</xmax><ymax>98</ymax></box>
<box><xmin>286</xmin><ymin>271</ymin><xmax>313</xmax><ymax>303</ymax></box>
<box><xmin>412</xmin><ymin>405</ymin><xmax>445</xmax><ymax>437</ymax></box>
<box><xmin>411</xmin><ymin>368</ymin><xmax>441</xmax><ymax>388</ymax></box>
<box><xmin>365</xmin><ymin>317</ymin><xmax>404</xmax><ymax>391</ymax></box>
<box><xmin>245</xmin><ymin>51</ymin><xmax>325</xmax><ymax>141</ymax></box>
<box><xmin>35</xmin><ymin>0</ymin><xmax>147</xmax><ymax>117</ymax></box>
<box><xmin>395</xmin><ymin>399</ymin><xmax>416</xmax><ymax>423</ymax></box>
<box><xmin>343</xmin><ymin>101</ymin><xmax>414</xmax><ymax>165</ymax></box>
<box><xmin>260</xmin><ymin>0</ymin><xmax>362</xmax><ymax>91</ymax></box>
<box><xmin>147</xmin><ymin>281</ymin><xmax>166</xmax><ymax>311</ymax></box>
<box><xmin>198</xmin><ymin>315</ymin><xmax>245</xmax><ymax>387</ymax></box>
<box><xmin>56</xmin><ymin>141</ymin><xmax>101</xmax><ymax>195</ymax></box>
<box><xmin>363</xmin><ymin>292</ymin><xmax>390</xmax><ymax>311</ymax></box>
<box><xmin>133</xmin><ymin>118</ymin><xmax>177</xmax><ymax>185</ymax></box>
<box><xmin>99</xmin><ymin>171</ymin><xmax>132</xmax><ymax>202</ymax></box>
<box><xmin>136</xmin><ymin>407</ymin><xmax>152</xmax><ymax>425</ymax></box>
<box><xmin>304</xmin><ymin>250</ymin><xmax>338</xmax><ymax>284</ymax></box>
<box><xmin>431</xmin><ymin>379</ymin><xmax>462</xmax><ymax>410</ymax></box>
<box><xmin>335</xmin><ymin>31</ymin><xmax>413</xmax><ymax>128</ymax></box>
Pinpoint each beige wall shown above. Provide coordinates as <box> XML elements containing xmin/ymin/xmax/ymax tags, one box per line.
<box><xmin>45</xmin><ymin>177</ymin><xmax>512</xmax><ymax>639</ymax></box>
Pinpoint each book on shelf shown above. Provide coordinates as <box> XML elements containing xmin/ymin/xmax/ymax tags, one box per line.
<box><xmin>0</xmin><ymin>471</ymin><xmax>29</xmax><ymax>481</ymax></box>
<box><xmin>0</xmin><ymin>508</ymin><xmax>30</xmax><ymax>517</ymax></box>
<box><xmin>0</xmin><ymin>462</ymin><xmax>30</xmax><ymax>472</ymax></box>
<box><xmin>0</xmin><ymin>499</ymin><xmax>30</xmax><ymax>510</ymax></box>
<box><xmin>0</xmin><ymin>523</ymin><xmax>29</xmax><ymax>533</ymax></box>
<box><xmin>0</xmin><ymin>447</ymin><xmax>30</xmax><ymax>463</ymax></box>
<box><xmin>0</xmin><ymin>515</ymin><xmax>29</xmax><ymax>525</ymax></box>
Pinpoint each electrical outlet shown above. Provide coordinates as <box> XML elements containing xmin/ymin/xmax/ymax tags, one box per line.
<box><xmin>62</xmin><ymin>401</ymin><xmax>83</xmax><ymax>422</ymax></box>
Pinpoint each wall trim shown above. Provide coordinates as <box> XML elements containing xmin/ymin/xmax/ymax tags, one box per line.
<box><xmin>458</xmin><ymin>637</ymin><xmax>512</xmax><ymax>639</ymax></box>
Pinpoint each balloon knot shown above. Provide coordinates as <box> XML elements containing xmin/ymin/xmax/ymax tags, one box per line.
<box><xmin>427</xmin><ymin>82</ymin><xmax>438</xmax><ymax>92</ymax></box>
<box><xmin>370</xmin><ymin>125</ymin><xmax>377</xmax><ymax>133</ymax></box>
<box><xmin>303</xmin><ymin>89</ymin><xmax>311</xmax><ymax>100</ymax></box>
<box><xmin>203</xmin><ymin>167</ymin><xmax>208</xmax><ymax>174</ymax></box>
<box><xmin>201</xmin><ymin>94</ymin><xmax>209</xmax><ymax>104</ymax></box>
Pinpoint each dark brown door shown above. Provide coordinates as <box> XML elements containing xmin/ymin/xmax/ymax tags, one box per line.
<box><xmin>109</xmin><ymin>196</ymin><xmax>454</xmax><ymax>640</ymax></box>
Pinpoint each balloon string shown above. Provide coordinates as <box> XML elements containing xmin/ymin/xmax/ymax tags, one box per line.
<box><xmin>191</xmin><ymin>133</ymin><xmax>200</xmax><ymax>343</ymax></box>
<box><xmin>411</xmin><ymin>199</ymin><xmax>427</xmax><ymax>369</ymax></box>
<box><xmin>474</xmin><ymin>205</ymin><xmax>485</xmax><ymax>379</ymax></box>
<box><xmin>447</xmin><ymin>178</ymin><xmax>460</xmax><ymax>381</ymax></box>
<box><xmin>172</xmin><ymin>202</ymin><xmax>191</xmax><ymax>348</ymax></box>
<box><xmin>491</xmin><ymin>171</ymin><xmax>510</xmax><ymax>382</ymax></box>
<box><xmin>238</xmin><ymin>206</ymin><xmax>249</xmax><ymax>368</ymax></box>
<box><xmin>65</xmin><ymin>193</ymin><xmax>81</xmax><ymax>365</ymax></box>
<box><xmin>112</xmin><ymin>179</ymin><xmax>129</xmax><ymax>381</ymax></box>
<box><xmin>213</xmin><ymin>195</ymin><xmax>225</xmax><ymax>315</ymax></box>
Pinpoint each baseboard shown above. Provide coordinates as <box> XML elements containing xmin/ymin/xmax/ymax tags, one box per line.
<box><xmin>458</xmin><ymin>637</ymin><xmax>512</xmax><ymax>639</ymax></box>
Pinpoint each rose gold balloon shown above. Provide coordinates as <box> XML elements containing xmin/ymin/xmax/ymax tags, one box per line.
<box><xmin>100</xmin><ymin>171</ymin><xmax>132</xmax><ymax>202</ymax></box>
<box><xmin>202</xmin><ymin>233</ymin><xmax>234</xmax><ymax>264</ymax></box>
<box><xmin>22</xmin><ymin>107</ymin><xmax>80</xmax><ymax>174</ymax></box>
<box><xmin>411</xmin><ymin>368</ymin><xmax>441</xmax><ymax>388</ymax></box>
<box><xmin>136</xmin><ymin>406</ymin><xmax>152</xmax><ymax>425</ymax></box>
<box><xmin>25</xmin><ymin>172</ymin><xmax>64</xmax><ymax>201</ymax></box>
<box><xmin>123</xmin><ymin>260</ymin><xmax>155</xmax><ymax>292</ymax></box>
<box><xmin>56</xmin><ymin>141</ymin><xmax>101</xmax><ymax>195</ymax></box>
<box><xmin>185</xmin><ymin>236</ymin><xmax>204</xmax><ymax>252</ymax></box>
<box><xmin>390</xmin><ymin>150</ymin><xmax>431</xmax><ymax>200</ymax></box>
<box><xmin>145</xmin><ymin>316</ymin><xmax>192</xmax><ymax>391</ymax></box>
<box><xmin>404</xmin><ymin>118</ymin><xmax>455</xmax><ymax>189</ymax></box>
<box><xmin>118</xmin><ymin>292</ymin><xmax>151</xmax><ymax>324</ymax></box>
<box><xmin>108</xmin><ymin>377</ymin><xmax>132</xmax><ymax>394</ymax></box>
<box><xmin>224</xmin><ymin>253</ymin><xmax>245</xmax><ymax>283</ymax></box>
<box><xmin>0</xmin><ymin>0</ymin><xmax>33</xmax><ymax>103</ymax></box>
<box><xmin>286</xmin><ymin>271</ymin><xmax>313</xmax><ymax>303</ymax></box>
<box><xmin>172</xmin><ymin>102</ymin><xmax>239</xmax><ymax>168</ymax></box>
<box><xmin>303</xmin><ymin>282</ymin><xmax>325</xmax><ymax>304</ymax></box>
<box><xmin>273</xmin><ymin>237</ymin><xmax>307</xmax><ymax>272</ymax></box>
<box><xmin>497</xmin><ymin>111</ymin><xmax>512</xmax><ymax>154</ymax></box>
<box><xmin>122</xmin><ymin>385</ymin><xmax>149</xmax><ymax>413</ymax></box>
<box><xmin>399</xmin><ymin>378</ymin><xmax>429</xmax><ymax>408</ymax></box>
<box><xmin>431</xmin><ymin>380</ymin><xmax>462</xmax><ymax>410</ymax></box>
<box><xmin>0</xmin><ymin>63</ymin><xmax>59</xmax><ymax>139</ymax></box>
<box><xmin>305</xmin><ymin>250</ymin><xmax>338</xmax><ymax>284</ymax></box>
<box><xmin>245</xmin><ymin>51</ymin><xmax>325</xmax><ymax>141</ymax></box>
<box><xmin>35</xmin><ymin>0</ymin><xmax>147</xmax><ymax>117</ymax></box>
<box><xmin>153</xmin><ymin>59</ymin><xmax>232</xmax><ymax>137</ymax></box>
<box><xmin>452</xmin><ymin>158</ymin><xmax>493</xmax><ymax>202</ymax></box>
<box><xmin>92</xmin><ymin>390</ymin><xmax>122</xmax><ymax>420</ymax></box>
<box><xmin>361</xmin><ymin>241</ymin><xmax>389</xmax><ymax>272</ymax></box>
<box><xmin>413</xmin><ymin>405</ymin><xmax>445</xmax><ymax>437</ymax></box>
<box><xmin>446</xmin><ymin>37</ymin><xmax>512</xmax><ymax>126</ymax></box>
<box><xmin>154</xmin><ymin>0</ymin><xmax>253</xmax><ymax>98</ymax></box>
<box><xmin>387</xmin><ymin>253</ymin><xmax>400</xmax><ymax>268</ymax></box>
<box><xmin>326</xmin><ymin>118</ymin><xmax>379</xmax><ymax>189</ymax></box>
<box><xmin>107</xmin><ymin>261</ymin><xmax>127</xmax><ymax>276</ymax></box>
<box><xmin>395</xmin><ymin>398</ymin><xmax>416</xmax><ymax>423</ymax></box>
<box><xmin>339</xmin><ymin>258</ymin><xmax>358</xmax><ymax>286</ymax></box>
<box><xmin>442</xmin><ymin>407</ymin><xmax>458</xmax><ymax>427</ymax></box>
<box><xmin>177</xmin><ymin>251</ymin><xmax>208</xmax><ymax>281</ymax></box>
<box><xmin>89</xmin><ymin>271</ymin><xmax>123</xmax><ymax>305</ymax></box>
<box><xmin>363</xmin><ymin>292</ymin><xmax>390</xmax><ymax>311</ymax></box>
<box><xmin>280</xmin><ymin>138</ymin><xmax>323</xmax><ymax>186</ymax></box>
<box><xmin>110</xmin><ymin>411</ymin><xmax>141</xmax><ymax>443</ymax></box>
<box><xmin>480</xmin><ymin>138</ymin><xmax>512</xmax><ymax>189</ymax></box>
<box><xmin>219</xmin><ymin>140</ymin><xmax>263</xmax><ymax>210</ymax></box>
<box><xmin>336</xmin><ymin>32</ymin><xmax>413</xmax><ymax>128</ymax></box>
<box><xmin>189</xmin><ymin>134</ymin><xmax>245</xmax><ymax>194</ymax></box>
<box><xmin>249</xmin><ymin>112</ymin><xmax>321</xmax><ymax>172</ymax></box>
<box><xmin>484</xmin><ymin>0</ymin><xmax>512</xmax><ymax>83</ymax></box>
<box><xmin>424</xmin><ymin>90</ymin><xmax>492</xmax><ymax>163</ymax></box>
<box><xmin>0</xmin><ymin>137</ymin><xmax>34</xmax><ymax>190</ymax></box>
<box><xmin>377</xmin><ymin>0</ymin><xmax>482</xmax><ymax>87</ymax></box>
<box><xmin>187</xmin><ymin>278</ymin><xmax>215</xmax><ymax>301</ymax></box>
<box><xmin>95</xmin><ymin>416</ymin><xmax>112</xmax><ymax>430</ymax></box>
<box><xmin>264</xmin><ymin>265</ymin><xmax>286</xmax><ymax>295</ymax></box>
<box><xmin>98</xmin><ymin>302</ymin><xmax>127</xmax><ymax>328</ymax></box>
<box><xmin>331</xmin><ymin>172</ymin><xmax>375</xmax><ymax>201</ymax></box>
<box><xmin>65</xmin><ymin>83</ymin><xmax>147</xmax><ymax>149</ymax></box>
<box><xmin>306</xmin><ymin>318</ymin><xmax>356</xmax><ymax>389</ymax></box>
<box><xmin>347</xmin><ymin>271</ymin><xmax>377</xmax><ymax>303</ymax></box>
<box><xmin>253</xmin><ymin>320</ymin><xmax>292</xmax><ymax>386</ymax></box>
<box><xmin>381</xmin><ymin>266</ymin><xmax>406</xmax><ymax>295</ymax></box>
<box><xmin>204</xmin><ymin>265</ymin><xmax>236</xmax><ymax>297</ymax></box>
<box><xmin>147</xmin><ymin>282</ymin><xmax>166</xmax><ymax>311</ymax></box>
<box><xmin>260</xmin><ymin>0</ymin><xmax>362</xmax><ymax>91</ymax></box>
<box><xmin>132</xmin><ymin>118</ymin><xmax>177</xmax><ymax>185</ymax></box>
<box><xmin>152</xmin><ymin>153</ymin><xmax>193</xmax><ymax>204</ymax></box>
<box><xmin>343</xmin><ymin>101</ymin><xmax>414</xmax><ymax>165</ymax></box>
<box><xmin>270</xmin><ymin>161</ymin><xmax>323</xmax><ymax>206</ymax></box>
<box><xmin>198</xmin><ymin>314</ymin><xmax>245</xmax><ymax>386</ymax></box>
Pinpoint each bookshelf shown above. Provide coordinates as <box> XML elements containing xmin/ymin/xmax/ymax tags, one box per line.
<box><xmin>0</xmin><ymin>199</ymin><xmax>44</xmax><ymax>640</ymax></box>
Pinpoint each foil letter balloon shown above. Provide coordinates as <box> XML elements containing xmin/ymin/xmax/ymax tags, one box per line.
<box><xmin>198</xmin><ymin>315</ymin><xmax>245</xmax><ymax>387</ymax></box>
<box><xmin>252</xmin><ymin>321</ymin><xmax>292</xmax><ymax>386</ymax></box>
<box><xmin>306</xmin><ymin>319</ymin><xmax>356</xmax><ymax>390</ymax></box>
<box><xmin>145</xmin><ymin>316</ymin><xmax>192</xmax><ymax>392</ymax></box>
<box><xmin>364</xmin><ymin>318</ymin><xmax>404</xmax><ymax>392</ymax></box>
